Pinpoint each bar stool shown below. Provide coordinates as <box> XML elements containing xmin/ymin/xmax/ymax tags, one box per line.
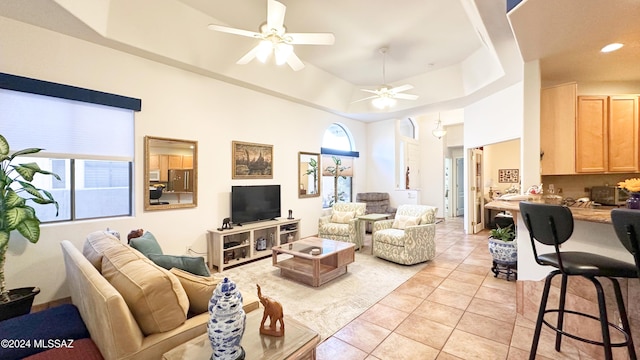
<box><xmin>519</xmin><ymin>202</ymin><xmax>637</xmax><ymax>360</ymax></box>
<box><xmin>611</xmin><ymin>208</ymin><xmax>640</xmax><ymax>277</ymax></box>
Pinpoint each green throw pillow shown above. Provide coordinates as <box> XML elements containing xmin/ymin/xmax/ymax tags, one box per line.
<box><xmin>148</xmin><ymin>254</ymin><xmax>211</xmax><ymax>277</ymax></box>
<box><xmin>129</xmin><ymin>231</ymin><xmax>163</xmax><ymax>257</ymax></box>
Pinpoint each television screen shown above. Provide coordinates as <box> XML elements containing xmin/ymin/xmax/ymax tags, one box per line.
<box><xmin>231</xmin><ymin>185</ymin><xmax>281</xmax><ymax>225</ymax></box>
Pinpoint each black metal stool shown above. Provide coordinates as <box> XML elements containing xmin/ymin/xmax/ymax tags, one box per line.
<box><xmin>519</xmin><ymin>202</ymin><xmax>637</xmax><ymax>360</ymax></box>
<box><xmin>612</xmin><ymin>208</ymin><xmax>640</xmax><ymax>277</ymax></box>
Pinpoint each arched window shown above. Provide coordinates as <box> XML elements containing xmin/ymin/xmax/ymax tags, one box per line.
<box><xmin>398</xmin><ymin>118</ymin><xmax>416</xmax><ymax>139</ymax></box>
<box><xmin>321</xmin><ymin>123</ymin><xmax>355</xmax><ymax>208</ymax></box>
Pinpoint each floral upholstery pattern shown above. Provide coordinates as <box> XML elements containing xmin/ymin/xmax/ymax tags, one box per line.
<box><xmin>372</xmin><ymin>205</ymin><xmax>437</xmax><ymax>265</ymax></box>
<box><xmin>318</xmin><ymin>202</ymin><xmax>366</xmax><ymax>249</ymax></box>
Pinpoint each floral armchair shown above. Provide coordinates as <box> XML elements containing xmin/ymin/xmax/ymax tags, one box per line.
<box><xmin>318</xmin><ymin>202</ymin><xmax>367</xmax><ymax>250</ymax></box>
<box><xmin>372</xmin><ymin>204</ymin><xmax>437</xmax><ymax>265</ymax></box>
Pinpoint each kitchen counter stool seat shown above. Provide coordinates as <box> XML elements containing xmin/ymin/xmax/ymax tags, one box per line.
<box><xmin>519</xmin><ymin>201</ymin><xmax>637</xmax><ymax>360</ymax></box>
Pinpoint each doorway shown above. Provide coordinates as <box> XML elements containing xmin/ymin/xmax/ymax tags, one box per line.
<box><xmin>470</xmin><ymin>148</ymin><xmax>484</xmax><ymax>233</ymax></box>
<box><xmin>455</xmin><ymin>157</ymin><xmax>464</xmax><ymax>217</ymax></box>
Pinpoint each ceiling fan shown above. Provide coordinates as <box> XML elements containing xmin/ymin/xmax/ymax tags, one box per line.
<box><xmin>354</xmin><ymin>47</ymin><xmax>419</xmax><ymax>109</ymax></box>
<box><xmin>207</xmin><ymin>0</ymin><xmax>335</xmax><ymax>71</ymax></box>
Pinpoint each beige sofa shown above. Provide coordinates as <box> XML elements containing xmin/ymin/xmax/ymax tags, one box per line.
<box><xmin>61</xmin><ymin>231</ymin><xmax>259</xmax><ymax>360</ymax></box>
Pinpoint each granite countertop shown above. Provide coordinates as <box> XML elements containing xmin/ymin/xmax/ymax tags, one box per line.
<box><xmin>485</xmin><ymin>200</ymin><xmax>616</xmax><ymax>224</ymax></box>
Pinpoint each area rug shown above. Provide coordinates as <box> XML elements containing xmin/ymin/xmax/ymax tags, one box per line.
<box><xmin>220</xmin><ymin>251</ymin><xmax>427</xmax><ymax>340</ymax></box>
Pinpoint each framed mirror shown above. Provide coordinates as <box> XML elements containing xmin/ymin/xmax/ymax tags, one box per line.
<box><xmin>144</xmin><ymin>136</ymin><xmax>198</xmax><ymax>210</ymax></box>
<box><xmin>298</xmin><ymin>152</ymin><xmax>320</xmax><ymax>198</ymax></box>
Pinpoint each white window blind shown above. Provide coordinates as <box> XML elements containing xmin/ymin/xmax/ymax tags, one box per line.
<box><xmin>0</xmin><ymin>89</ymin><xmax>134</xmax><ymax>160</ymax></box>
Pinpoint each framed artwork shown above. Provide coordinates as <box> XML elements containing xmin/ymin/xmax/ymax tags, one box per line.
<box><xmin>232</xmin><ymin>141</ymin><xmax>273</xmax><ymax>179</ymax></box>
<box><xmin>498</xmin><ymin>169</ymin><xmax>519</xmax><ymax>183</ymax></box>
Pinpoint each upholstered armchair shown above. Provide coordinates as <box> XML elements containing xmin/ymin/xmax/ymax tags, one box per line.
<box><xmin>372</xmin><ymin>204</ymin><xmax>437</xmax><ymax>265</ymax></box>
<box><xmin>318</xmin><ymin>202</ymin><xmax>367</xmax><ymax>250</ymax></box>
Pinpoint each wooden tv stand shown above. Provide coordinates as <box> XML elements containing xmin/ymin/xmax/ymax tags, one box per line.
<box><xmin>207</xmin><ymin>218</ymin><xmax>300</xmax><ymax>272</ymax></box>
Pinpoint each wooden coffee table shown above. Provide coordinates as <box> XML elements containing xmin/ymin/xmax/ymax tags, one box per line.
<box><xmin>162</xmin><ymin>310</ymin><xmax>320</xmax><ymax>360</ymax></box>
<box><xmin>272</xmin><ymin>237</ymin><xmax>355</xmax><ymax>287</ymax></box>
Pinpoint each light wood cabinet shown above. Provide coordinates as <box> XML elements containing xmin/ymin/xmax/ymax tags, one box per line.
<box><xmin>207</xmin><ymin>219</ymin><xmax>300</xmax><ymax>272</ymax></box>
<box><xmin>182</xmin><ymin>155</ymin><xmax>193</xmax><ymax>169</ymax></box>
<box><xmin>576</xmin><ymin>96</ymin><xmax>608</xmax><ymax>173</ymax></box>
<box><xmin>576</xmin><ymin>95</ymin><xmax>639</xmax><ymax>173</ymax></box>
<box><xmin>540</xmin><ymin>83</ymin><xmax>576</xmax><ymax>175</ymax></box>
<box><xmin>168</xmin><ymin>155</ymin><xmax>183</xmax><ymax>169</ymax></box>
<box><xmin>158</xmin><ymin>155</ymin><xmax>169</xmax><ymax>181</ymax></box>
<box><xmin>149</xmin><ymin>154</ymin><xmax>160</xmax><ymax>170</ymax></box>
<box><xmin>608</xmin><ymin>96</ymin><xmax>638</xmax><ymax>172</ymax></box>
<box><xmin>149</xmin><ymin>154</ymin><xmax>170</xmax><ymax>181</ymax></box>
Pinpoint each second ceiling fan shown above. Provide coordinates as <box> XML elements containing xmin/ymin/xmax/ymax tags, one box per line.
<box><xmin>208</xmin><ymin>0</ymin><xmax>335</xmax><ymax>71</ymax></box>
<box><xmin>355</xmin><ymin>47</ymin><xmax>419</xmax><ymax>109</ymax></box>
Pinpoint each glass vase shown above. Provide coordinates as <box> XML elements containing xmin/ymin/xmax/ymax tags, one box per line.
<box><xmin>626</xmin><ymin>193</ymin><xmax>640</xmax><ymax>210</ymax></box>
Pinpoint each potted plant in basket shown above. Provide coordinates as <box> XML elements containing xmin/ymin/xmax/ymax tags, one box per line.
<box><xmin>488</xmin><ymin>224</ymin><xmax>517</xmax><ymax>280</ymax></box>
<box><xmin>0</xmin><ymin>134</ymin><xmax>59</xmax><ymax>320</ymax></box>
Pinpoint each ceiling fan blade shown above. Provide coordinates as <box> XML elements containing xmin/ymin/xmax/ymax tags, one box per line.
<box><xmin>351</xmin><ymin>96</ymin><xmax>378</xmax><ymax>104</ymax></box>
<box><xmin>208</xmin><ymin>24</ymin><xmax>261</xmax><ymax>39</ymax></box>
<box><xmin>287</xmin><ymin>33</ymin><xmax>335</xmax><ymax>45</ymax></box>
<box><xmin>236</xmin><ymin>44</ymin><xmax>261</xmax><ymax>64</ymax></box>
<box><xmin>360</xmin><ymin>89</ymin><xmax>380</xmax><ymax>95</ymax></box>
<box><xmin>286</xmin><ymin>52</ymin><xmax>305</xmax><ymax>71</ymax></box>
<box><xmin>394</xmin><ymin>93</ymin><xmax>419</xmax><ymax>100</ymax></box>
<box><xmin>389</xmin><ymin>84</ymin><xmax>414</xmax><ymax>93</ymax></box>
<box><xmin>267</xmin><ymin>0</ymin><xmax>286</xmax><ymax>32</ymax></box>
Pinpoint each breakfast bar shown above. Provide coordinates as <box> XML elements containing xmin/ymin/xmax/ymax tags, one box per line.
<box><xmin>486</xmin><ymin>200</ymin><xmax>640</xmax><ymax>358</ymax></box>
<box><xmin>485</xmin><ymin>200</ymin><xmax>634</xmax><ymax>281</ymax></box>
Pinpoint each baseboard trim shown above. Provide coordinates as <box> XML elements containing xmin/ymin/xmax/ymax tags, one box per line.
<box><xmin>31</xmin><ymin>296</ymin><xmax>72</xmax><ymax>313</ymax></box>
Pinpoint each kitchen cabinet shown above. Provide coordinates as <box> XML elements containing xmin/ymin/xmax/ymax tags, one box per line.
<box><xmin>149</xmin><ymin>154</ymin><xmax>170</xmax><ymax>181</ymax></box>
<box><xmin>540</xmin><ymin>83</ymin><xmax>576</xmax><ymax>175</ymax></box>
<box><xmin>168</xmin><ymin>155</ymin><xmax>183</xmax><ymax>169</ymax></box>
<box><xmin>576</xmin><ymin>96</ymin><xmax>607</xmax><ymax>173</ymax></box>
<box><xmin>149</xmin><ymin>154</ymin><xmax>160</xmax><ymax>170</ymax></box>
<box><xmin>576</xmin><ymin>95</ymin><xmax>639</xmax><ymax>173</ymax></box>
<box><xmin>608</xmin><ymin>96</ymin><xmax>638</xmax><ymax>172</ymax></box>
<box><xmin>182</xmin><ymin>155</ymin><xmax>193</xmax><ymax>169</ymax></box>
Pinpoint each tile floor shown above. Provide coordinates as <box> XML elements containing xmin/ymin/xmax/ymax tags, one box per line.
<box><xmin>315</xmin><ymin>217</ymin><xmax>594</xmax><ymax>360</ymax></box>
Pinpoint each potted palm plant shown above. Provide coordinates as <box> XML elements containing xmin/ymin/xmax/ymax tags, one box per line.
<box><xmin>0</xmin><ymin>134</ymin><xmax>59</xmax><ymax>320</ymax></box>
<box><xmin>488</xmin><ymin>224</ymin><xmax>517</xmax><ymax>280</ymax></box>
<box><xmin>324</xmin><ymin>156</ymin><xmax>349</xmax><ymax>205</ymax></box>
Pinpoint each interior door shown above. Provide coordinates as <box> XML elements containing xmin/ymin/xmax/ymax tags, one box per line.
<box><xmin>444</xmin><ymin>158</ymin><xmax>451</xmax><ymax>217</ymax></box>
<box><xmin>455</xmin><ymin>157</ymin><xmax>464</xmax><ymax>217</ymax></box>
<box><xmin>470</xmin><ymin>148</ymin><xmax>484</xmax><ymax>233</ymax></box>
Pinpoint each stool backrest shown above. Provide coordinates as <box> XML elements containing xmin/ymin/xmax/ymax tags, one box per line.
<box><xmin>611</xmin><ymin>208</ymin><xmax>640</xmax><ymax>275</ymax></box>
<box><xmin>519</xmin><ymin>202</ymin><xmax>574</xmax><ymax>246</ymax></box>
<box><xmin>519</xmin><ymin>202</ymin><xmax>574</xmax><ymax>270</ymax></box>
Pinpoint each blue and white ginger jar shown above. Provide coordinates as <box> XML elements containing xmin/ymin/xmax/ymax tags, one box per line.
<box><xmin>208</xmin><ymin>277</ymin><xmax>246</xmax><ymax>360</ymax></box>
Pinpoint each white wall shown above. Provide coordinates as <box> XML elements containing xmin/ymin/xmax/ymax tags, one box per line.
<box><xmin>0</xmin><ymin>17</ymin><xmax>367</xmax><ymax>304</ymax></box>
<box><xmin>483</xmin><ymin>139</ymin><xmax>521</xmax><ymax>195</ymax></box>
<box><xmin>365</xmin><ymin>119</ymin><xmax>396</xmax><ymax>195</ymax></box>
<box><xmin>462</xmin><ymin>81</ymin><xmax>524</xmax><ymax>232</ymax></box>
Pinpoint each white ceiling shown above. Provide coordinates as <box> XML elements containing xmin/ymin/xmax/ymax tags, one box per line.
<box><xmin>0</xmin><ymin>0</ymin><xmax>637</xmax><ymax>123</ymax></box>
<box><xmin>0</xmin><ymin>0</ymin><xmax>522</xmax><ymax>122</ymax></box>
<box><xmin>181</xmin><ymin>0</ymin><xmax>483</xmax><ymax>86</ymax></box>
<box><xmin>508</xmin><ymin>0</ymin><xmax>640</xmax><ymax>84</ymax></box>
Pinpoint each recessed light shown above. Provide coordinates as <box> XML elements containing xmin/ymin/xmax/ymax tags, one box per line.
<box><xmin>601</xmin><ymin>43</ymin><xmax>624</xmax><ymax>53</ymax></box>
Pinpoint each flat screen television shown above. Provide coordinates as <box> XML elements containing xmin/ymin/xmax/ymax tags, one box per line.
<box><xmin>231</xmin><ymin>185</ymin><xmax>281</xmax><ymax>225</ymax></box>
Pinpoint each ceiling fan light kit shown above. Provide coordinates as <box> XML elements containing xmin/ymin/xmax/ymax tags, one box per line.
<box><xmin>353</xmin><ymin>47</ymin><xmax>419</xmax><ymax>110</ymax></box>
<box><xmin>207</xmin><ymin>0</ymin><xmax>334</xmax><ymax>71</ymax></box>
<box><xmin>372</xmin><ymin>94</ymin><xmax>397</xmax><ymax>110</ymax></box>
